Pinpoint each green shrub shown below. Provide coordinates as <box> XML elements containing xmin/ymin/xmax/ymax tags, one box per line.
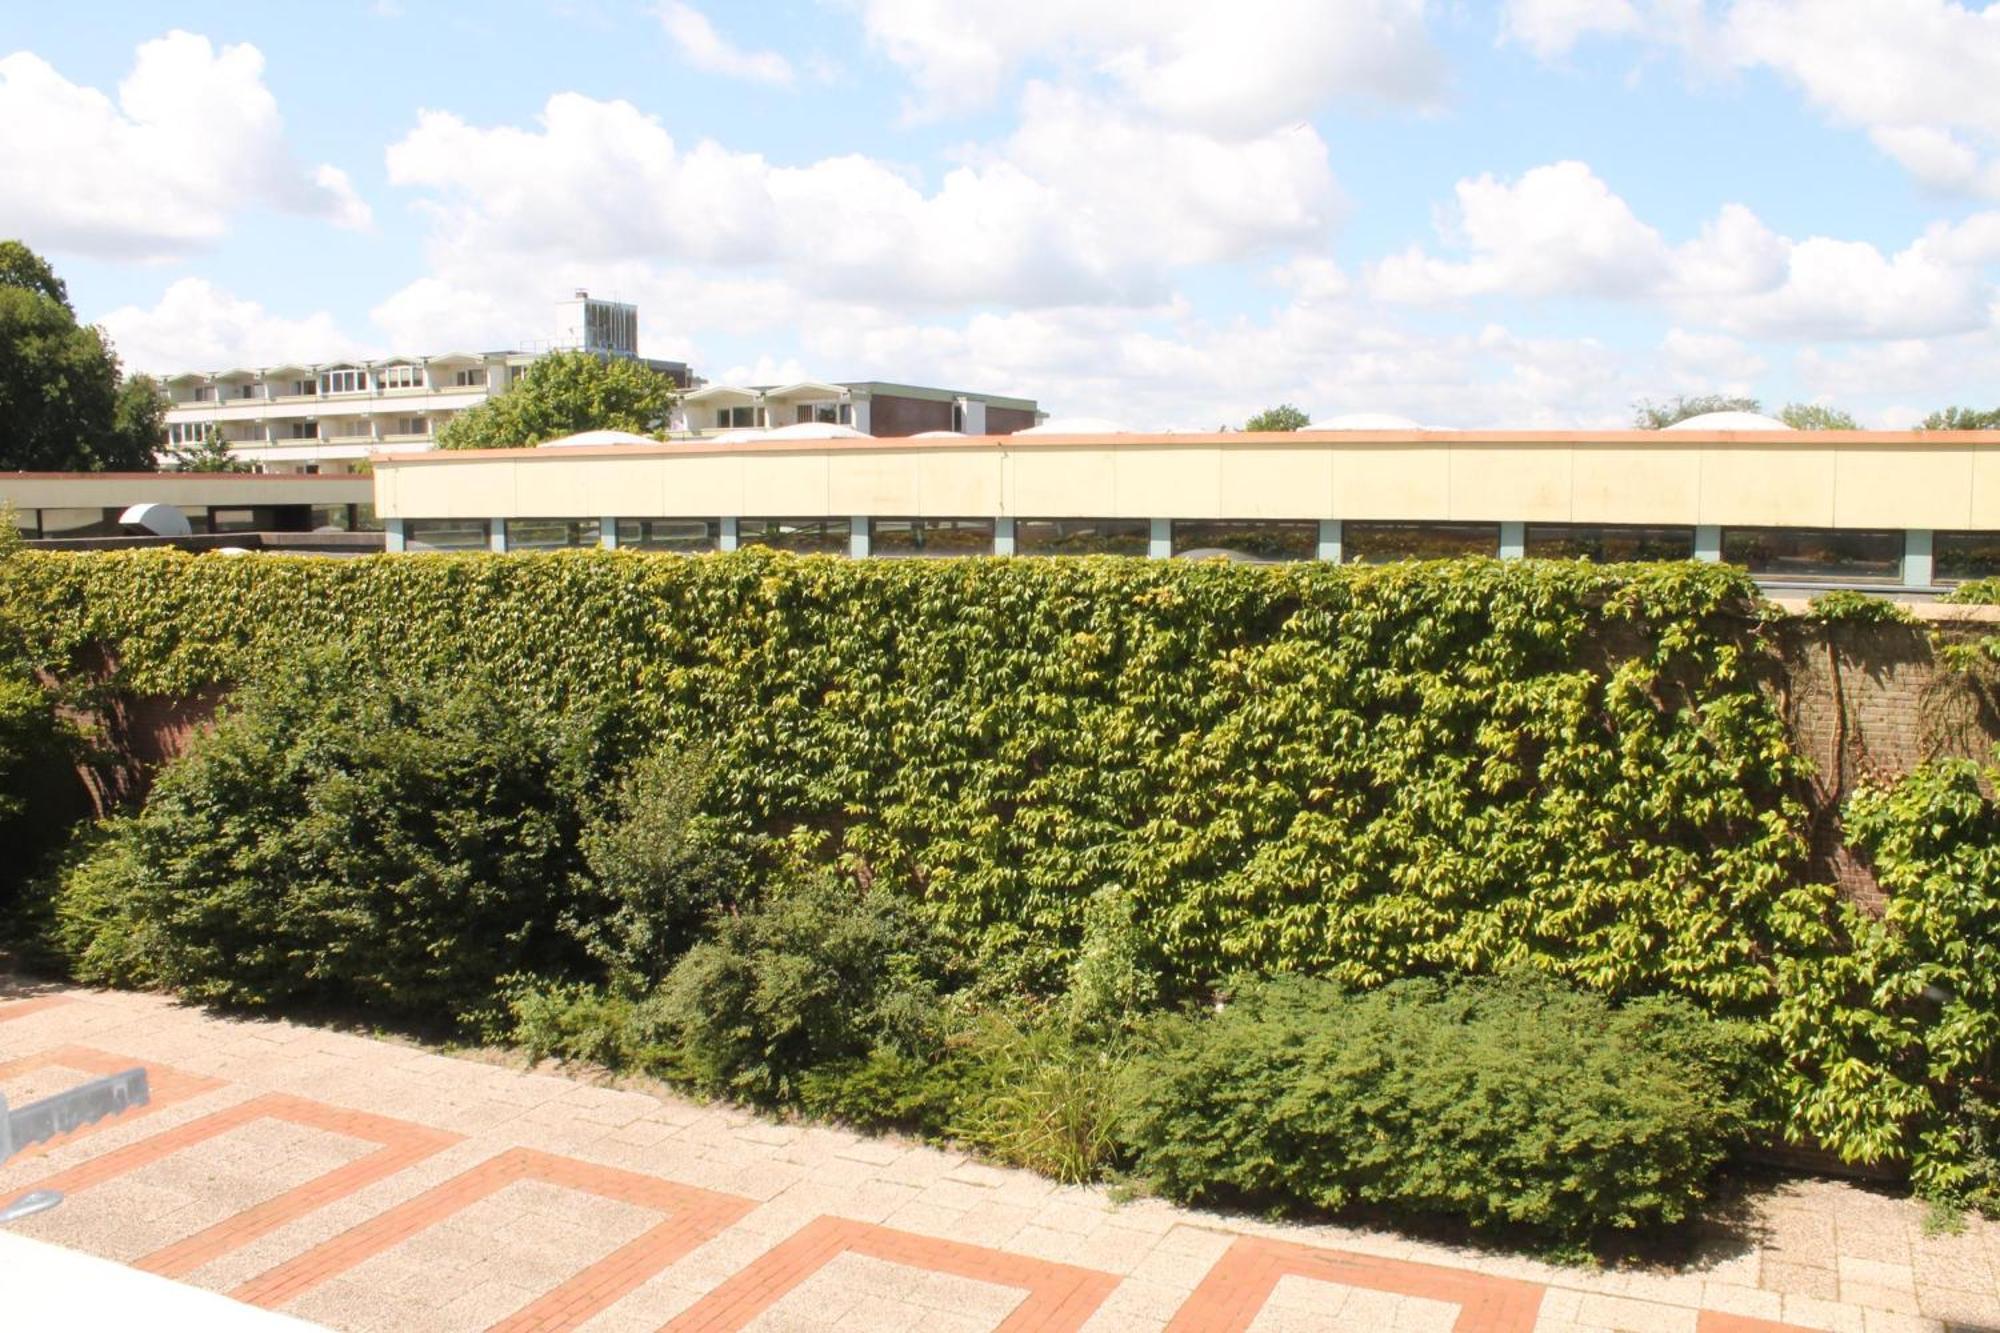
<box><xmin>1946</xmin><ymin>577</ymin><xmax>2000</xmax><ymax>605</ymax></box>
<box><xmin>565</xmin><ymin>745</ymin><xmax>751</xmax><ymax>990</ymax></box>
<box><xmin>1124</xmin><ymin>976</ymin><xmax>1761</xmax><ymax>1242</ymax></box>
<box><xmin>55</xmin><ymin>651</ymin><xmax>607</xmax><ymax>1017</ymax></box>
<box><xmin>1774</xmin><ymin>754</ymin><xmax>2000</xmax><ymax>1210</ymax></box>
<box><xmin>0</xmin><ymin>664</ymin><xmax>76</xmax><ymax>901</ymax></box>
<box><xmin>1806</xmin><ymin>589</ymin><xmax>1915</xmax><ymax>623</ymax></box>
<box><xmin>648</xmin><ymin>868</ymin><xmax>942</xmax><ymax>1102</ymax></box>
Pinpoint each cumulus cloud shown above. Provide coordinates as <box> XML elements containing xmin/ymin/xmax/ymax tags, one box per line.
<box><xmin>1367</xmin><ymin>159</ymin><xmax>1995</xmax><ymax>340</ymax></box>
<box><xmin>1498</xmin><ymin>0</ymin><xmax>1642</xmax><ymax>58</ymax></box>
<box><xmin>0</xmin><ymin>31</ymin><xmax>370</xmax><ymax>257</ymax></box>
<box><xmin>856</xmin><ymin>0</ymin><xmax>1443</xmax><ymax>130</ymax></box>
<box><xmin>98</xmin><ymin>278</ymin><xmax>372</xmax><ymax>374</ymax></box>
<box><xmin>658</xmin><ymin>2</ymin><xmax>795</xmax><ymax>85</ymax></box>
<box><xmin>381</xmin><ymin>87</ymin><xmax>1337</xmax><ymax>311</ymax></box>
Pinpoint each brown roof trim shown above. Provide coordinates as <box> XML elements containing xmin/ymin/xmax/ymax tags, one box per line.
<box><xmin>375</xmin><ymin>428</ymin><xmax>2000</xmax><ymax>466</ymax></box>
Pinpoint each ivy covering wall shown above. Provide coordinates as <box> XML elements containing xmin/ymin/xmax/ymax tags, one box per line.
<box><xmin>2</xmin><ymin>549</ymin><xmax>1822</xmax><ymax>1002</ymax></box>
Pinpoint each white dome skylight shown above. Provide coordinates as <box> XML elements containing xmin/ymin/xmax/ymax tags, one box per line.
<box><xmin>1660</xmin><ymin>411</ymin><xmax>1792</xmax><ymax>432</ymax></box>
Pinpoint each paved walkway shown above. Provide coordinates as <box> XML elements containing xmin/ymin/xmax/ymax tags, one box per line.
<box><xmin>2</xmin><ymin>981</ymin><xmax>1996</xmax><ymax>1332</ymax></box>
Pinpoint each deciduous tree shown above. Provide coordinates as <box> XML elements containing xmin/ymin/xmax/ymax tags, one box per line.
<box><xmin>436</xmin><ymin>350</ymin><xmax>680</xmax><ymax>449</ymax></box>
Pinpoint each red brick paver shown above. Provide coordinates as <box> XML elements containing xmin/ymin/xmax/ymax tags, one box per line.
<box><xmin>665</xmin><ymin>1214</ymin><xmax>1122</xmax><ymax>1331</ymax></box>
<box><xmin>234</xmin><ymin>1145</ymin><xmax>754</xmax><ymax>1331</ymax></box>
<box><xmin>24</xmin><ymin>1090</ymin><xmax>459</xmax><ymax>1277</ymax></box>
<box><xmin>0</xmin><ymin>1044</ymin><xmax>223</xmax><ymax>1161</ymax></box>
<box><xmin>1163</xmin><ymin>1234</ymin><xmax>1546</xmax><ymax>1332</ymax></box>
<box><xmin>0</xmin><ymin>994</ymin><xmax>78</xmax><ymax>1023</ymax></box>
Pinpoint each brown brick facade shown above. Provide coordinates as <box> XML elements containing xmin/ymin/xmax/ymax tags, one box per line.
<box><xmin>867</xmin><ymin>393</ymin><xmax>955</xmax><ymax>437</ymax></box>
<box><xmin>985</xmin><ymin>405</ymin><xmax>1037</xmax><ymax>435</ymax></box>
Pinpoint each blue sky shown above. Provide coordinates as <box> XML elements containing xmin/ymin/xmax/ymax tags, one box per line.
<box><xmin>6</xmin><ymin>0</ymin><xmax>2000</xmax><ymax>427</ymax></box>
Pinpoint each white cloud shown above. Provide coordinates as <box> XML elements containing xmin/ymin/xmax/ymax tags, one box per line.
<box><xmin>1368</xmin><ymin>159</ymin><xmax>1995</xmax><ymax>340</ymax></box>
<box><xmin>98</xmin><ymin>278</ymin><xmax>371</xmax><ymax>374</ymax></box>
<box><xmin>1498</xmin><ymin>0</ymin><xmax>1642</xmax><ymax>58</ymax></box>
<box><xmin>658</xmin><ymin>2</ymin><xmax>794</xmax><ymax>86</ymax></box>
<box><xmin>0</xmin><ymin>31</ymin><xmax>370</xmax><ymax>258</ymax></box>
<box><xmin>856</xmin><ymin>0</ymin><xmax>1442</xmax><ymax>131</ymax></box>
<box><xmin>381</xmin><ymin>88</ymin><xmax>1337</xmax><ymax>312</ymax></box>
<box><xmin>1662</xmin><ymin>327</ymin><xmax>1767</xmax><ymax>389</ymax></box>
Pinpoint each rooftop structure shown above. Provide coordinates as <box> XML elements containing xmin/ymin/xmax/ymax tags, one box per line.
<box><xmin>671</xmin><ymin>381</ymin><xmax>1040</xmax><ymax>439</ymax></box>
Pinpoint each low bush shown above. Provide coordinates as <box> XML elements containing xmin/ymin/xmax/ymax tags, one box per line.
<box><xmin>1774</xmin><ymin>753</ymin><xmax>2000</xmax><ymax>1211</ymax></box>
<box><xmin>646</xmin><ymin>868</ymin><xmax>944</xmax><ymax>1102</ymax></box>
<box><xmin>950</xmin><ymin>1015</ymin><xmax>1132</xmax><ymax>1184</ymax></box>
<box><xmin>1123</xmin><ymin>975</ymin><xmax>1761</xmax><ymax>1243</ymax></box>
<box><xmin>55</xmin><ymin>651</ymin><xmax>610</xmax><ymax>1017</ymax></box>
<box><xmin>0</xmin><ymin>664</ymin><xmax>77</xmax><ymax>903</ymax></box>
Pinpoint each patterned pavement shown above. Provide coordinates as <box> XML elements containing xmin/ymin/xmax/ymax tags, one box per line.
<box><xmin>2</xmin><ymin>982</ymin><xmax>1997</xmax><ymax>1332</ymax></box>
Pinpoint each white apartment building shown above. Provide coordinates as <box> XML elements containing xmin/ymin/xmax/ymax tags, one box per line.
<box><xmin>160</xmin><ymin>294</ymin><xmax>690</xmax><ymax>474</ymax></box>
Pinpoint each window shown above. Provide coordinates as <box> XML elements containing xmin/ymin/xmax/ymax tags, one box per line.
<box><xmin>190</xmin><ymin>385</ymin><xmax>215</xmax><ymax>402</ymax></box>
<box><xmin>1721</xmin><ymin>528</ymin><xmax>1902</xmax><ymax>583</ymax></box>
<box><xmin>1345</xmin><ymin>522</ymin><xmax>1500</xmax><ymax>563</ymax></box>
<box><xmin>453</xmin><ymin>367</ymin><xmax>488</xmax><ymax>388</ymax></box>
<box><xmin>165</xmin><ymin>422</ymin><xmax>211</xmax><ymax>446</ymax></box>
<box><xmin>284</xmin><ymin>421</ymin><xmax>318</xmax><ymax>440</ymax></box>
<box><xmin>377</xmin><ymin>364</ymin><xmax>424</xmax><ymax>391</ymax></box>
<box><xmin>388</xmin><ymin>417</ymin><xmax>429</xmax><ymax>437</ymax></box>
<box><xmin>404</xmin><ymin>519</ymin><xmax>491</xmax><ymax>552</ymax></box>
<box><xmin>505</xmin><ymin>518</ymin><xmax>601</xmax><ymax>551</ymax></box>
<box><xmin>38</xmin><ymin>508</ymin><xmax>122</xmax><ymax>538</ymax></box>
<box><xmin>1014</xmin><ymin>518</ymin><xmax>1150</xmax><ymax>556</ymax></box>
<box><xmin>310</xmin><ymin>504</ymin><xmax>352</xmax><ymax>531</ymax></box>
<box><xmin>951</xmin><ymin>401</ymin><xmax>967</xmax><ymax>432</ymax></box>
<box><xmin>736</xmin><ymin>518</ymin><xmax>850</xmax><ymax>554</ymax></box>
<box><xmin>8</xmin><ymin>509</ymin><xmax>38</xmax><ymax>540</ymax></box>
<box><xmin>617</xmin><ymin>518</ymin><xmax>719</xmax><ymax>552</ymax></box>
<box><xmin>1171</xmin><ymin>520</ymin><xmax>1318</xmax><ymax>563</ymax></box>
<box><xmin>870</xmin><ymin>518</ymin><xmax>995</xmax><ymax>557</ymax></box>
<box><xmin>716</xmin><ymin>405</ymin><xmax>766</xmax><ymax>429</ymax></box>
<box><xmin>289</xmin><ymin>379</ymin><xmax>317</xmax><ymax>397</ymax></box>
<box><xmin>1525</xmin><ymin>525</ymin><xmax>1695</xmax><ymax>563</ymax></box>
<box><xmin>1935</xmin><ymin>531</ymin><xmax>2000</xmax><ymax>583</ymax></box>
<box><xmin>233</xmin><ymin>383</ymin><xmax>259</xmax><ymax>399</ymax></box>
<box><xmin>793</xmin><ymin>402</ymin><xmax>850</xmax><ymax>425</ymax></box>
<box><xmin>208</xmin><ymin>507</ymin><xmax>275</xmax><ymax>534</ymax></box>
<box><xmin>320</xmin><ymin>369</ymin><xmax>367</xmax><ymax>395</ymax></box>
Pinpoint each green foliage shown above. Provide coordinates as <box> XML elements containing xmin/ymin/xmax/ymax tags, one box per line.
<box><xmin>1243</xmin><ymin>404</ymin><xmax>1310</xmax><ymax>432</ymax></box>
<box><xmin>1947</xmin><ymin>577</ymin><xmax>2000</xmax><ymax>605</ymax></box>
<box><xmin>436</xmin><ymin>350</ymin><xmax>679</xmax><ymax>449</ymax></box>
<box><xmin>951</xmin><ymin>1015</ymin><xmax>1132</xmax><ymax>1183</ymax></box>
<box><xmin>1781</xmin><ymin>403</ymin><xmax>1859</xmax><ymax>430</ymax></box>
<box><xmin>1124</xmin><ymin>976</ymin><xmax>1762</xmax><ymax>1241</ymax></box>
<box><xmin>1921</xmin><ymin>407</ymin><xmax>2000</xmax><ymax>431</ymax></box>
<box><xmin>1064</xmin><ymin>887</ymin><xmax>1158</xmax><ymax>1034</ymax></box>
<box><xmin>0</xmin><ymin>551</ymin><xmax>1815</xmax><ymax>1010</ymax></box>
<box><xmin>1773</xmin><ymin>755</ymin><xmax>2000</xmax><ymax>1210</ymax></box>
<box><xmin>1806</xmin><ymin>590</ymin><xmax>1914</xmax><ymax>623</ymax></box>
<box><xmin>1633</xmin><ymin>394</ymin><xmax>1761</xmax><ymax>429</ymax></box>
<box><xmin>0</xmin><ymin>663</ymin><xmax>73</xmax><ymax>898</ymax></box>
<box><xmin>164</xmin><ymin>420</ymin><xmax>249</xmax><ymax>473</ymax></box>
<box><xmin>0</xmin><ymin>240</ymin><xmax>157</xmax><ymax>471</ymax></box>
<box><xmin>565</xmin><ymin>745</ymin><xmax>750</xmax><ymax>990</ymax></box>
<box><xmin>648</xmin><ymin>868</ymin><xmax>942</xmax><ymax>1102</ymax></box>
<box><xmin>55</xmin><ymin>651</ymin><xmax>606</xmax><ymax>1016</ymax></box>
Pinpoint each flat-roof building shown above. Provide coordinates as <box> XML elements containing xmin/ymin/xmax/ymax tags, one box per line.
<box><xmin>368</xmin><ymin>424</ymin><xmax>2000</xmax><ymax>589</ymax></box>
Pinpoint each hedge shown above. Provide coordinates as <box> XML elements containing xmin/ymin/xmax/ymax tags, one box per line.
<box><xmin>0</xmin><ymin>549</ymin><xmax>1818</xmax><ymax>1003</ymax></box>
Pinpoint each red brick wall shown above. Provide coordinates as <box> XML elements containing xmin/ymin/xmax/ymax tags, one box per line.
<box><xmin>985</xmin><ymin>406</ymin><xmax>1037</xmax><ymax>436</ymax></box>
<box><xmin>868</xmin><ymin>394</ymin><xmax>954</xmax><ymax>437</ymax></box>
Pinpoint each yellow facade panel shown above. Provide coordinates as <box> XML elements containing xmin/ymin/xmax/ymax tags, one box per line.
<box><xmin>1447</xmin><ymin>446</ymin><xmax>1572</xmax><ymax>522</ymax></box>
<box><xmin>916</xmin><ymin>449</ymin><xmax>1005</xmax><ymax>516</ymax></box>
<box><xmin>827</xmin><ymin>450</ymin><xmax>922</xmax><ymax>515</ymax></box>
<box><xmin>1005</xmin><ymin>446</ymin><xmax>1118</xmax><ymax>517</ymax></box>
<box><xmin>1833</xmin><ymin>447</ymin><xmax>1975</xmax><ymax>530</ymax></box>
<box><xmin>741</xmin><ymin>453</ymin><xmax>829</xmax><ymax>516</ymax></box>
<box><xmin>1217</xmin><ymin>445</ymin><xmax>1334</xmax><ymax>519</ymax></box>
<box><xmin>1697</xmin><ymin>446</ymin><xmax>1838</xmax><ymax>527</ymax></box>
<box><xmin>658</xmin><ymin>453</ymin><xmax>746</xmax><ymax>516</ymax></box>
<box><xmin>1332</xmin><ymin>445</ymin><xmax>1450</xmax><ymax>520</ymax></box>
<box><xmin>1971</xmin><ymin>447</ymin><xmax>2000</xmax><ymax>531</ymax></box>
<box><xmin>1567</xmin><ymin>444</ymin><xmax>1702</xmax><ymax>525</ymax></box>
<box><xmin>1110</xmin><ymin>446</ymin><xmax>1221</xmax><ymax>518</ymax></box>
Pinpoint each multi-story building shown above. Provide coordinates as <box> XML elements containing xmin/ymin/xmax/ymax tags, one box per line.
<box><xmin>159</xmin><ymin>294</ymin><xmax>1041</xmax><ymax>472</ymax></box>
<box><xmin>159</xmin><ymin>293</ymin><xmax>688</xmax><ymax>475</ymax></box>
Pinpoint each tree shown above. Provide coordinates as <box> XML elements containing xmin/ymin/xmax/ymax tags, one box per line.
<box><xmin>1920</xmin><ymin>406</ymin><xmax>2000</xmax><ymax>430</ymax></box>
<box><xmin>436</xmin><ymin>350</ymin><xmax>680</xmax><ymax>450</ymax></box>
<box><xmin>166</xmin><ymin>422</ymin><xmax>250</xmax><ymax>473</ymax></box>
<box><xmin>0</xmin><ymin>240</ymin><xmax>159</xmax><ymax>471</ymax></box>
<box><xmin>1244</xmin><ymin>404</ymin><xmax>1310</xmax><ymax>432</ymax></box>
<box><xmin>1632</xmin><ymin>394</ymin><xmax>1762</xmax><ymax>429</ymax></box>
<box><xmin>1779</xmin><ymin>403</ymin><xmax>1858</xmax><ymax>430</ymax></box>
